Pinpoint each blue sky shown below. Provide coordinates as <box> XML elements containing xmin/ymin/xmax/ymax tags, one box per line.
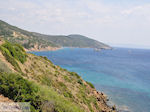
<box><xmin>0</xmin><ymin>0</ymin><xmax>150</xmax><ymax>48</ymax></box>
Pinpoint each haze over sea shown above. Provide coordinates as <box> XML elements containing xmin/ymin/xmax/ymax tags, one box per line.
<box><xmin>31</xmin><ymin>47</ymin><xmax>150</xmax><ymax>112</ymax></box>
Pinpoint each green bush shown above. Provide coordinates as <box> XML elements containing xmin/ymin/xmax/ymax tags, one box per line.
<box><xmin>78</xmin><ymin>79</ymin><xmax>84</xmax><ymax>85</ymax></box>
<box><xmin>86</xmin><ymin>81</ymin><xmax>95</xmax><ymax>88</ymax></box>
<box><xmin>0</xmin><ymin>72</ymin><xmax>42</xmax><ymax>111</ymax></box>
<box><xmin>41</xmin><ymin>56</ymin><xmax>52</xmax><ymax>64</ymax></box>
<box><xmin>39</xmin><ymin>75</ymin><xmax>52</xmax><ymax>86</ymax></box>
<box><xmin>39</xmin><ymin>86</ymin><xmax>84</xmax><ymax>112</ymax></box>
<box><xmin>58</xmin><ymin>82</ymin><xmax>67</xmax><ymax>89</ymax></box>
<box><xmin>63</xmin><ymin>91</ymin><xmax>73</xmax><ymax>98</ymax></box>
<box><xmin>0</xmin><ymin>46</ymin><xmax>21</xmax><ymax>71</ymax></box>
<box><xmin>0</xmin><ymin>60</ymin><xmax>12</xmax><ymax>73</ymax></box>
<box><xmin>14</xmin><ymin>43</ymin><xmax>25</xmax><ymax>52</ymax></box>
<box><xmin>0</xmin><ymin>72</ymin><xmax>84</xmax><ymax>112</ymax></box>
<box><xmin>64</xmin><ymin>76</ymin><xmax>71</xmax><ymax>82</ymax></box>
<box><xmin>1</xmin><ymin>41</ymin><xmax>27</xmax><ymax>63</ymax></box>
<box><xmin>0</xmin><ymin>41</ymin><xmax>27</xmax><ymax>71</ymax></box>
<box><xmin>70</xmin><ymin>72</ymin><xmax>81</xmax><ymax>79</ymax></box>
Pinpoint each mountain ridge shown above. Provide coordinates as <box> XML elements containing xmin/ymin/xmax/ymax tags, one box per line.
<box><xmin>0</xmin><ymin>20</ymin><xmax>111</xmax><ymax>51</ymax></box>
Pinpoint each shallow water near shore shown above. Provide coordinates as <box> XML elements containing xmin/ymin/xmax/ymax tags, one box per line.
<box><xmin>31</xmin><ymin>47</ymin><xmax>150</xmax><ymax>112</ymax></box>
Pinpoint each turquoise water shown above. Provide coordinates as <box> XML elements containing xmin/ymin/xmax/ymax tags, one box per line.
<box><xmin>31</xmin><ymin>47</ymin><xmax>150</xmax><ymax>112</ymax></box>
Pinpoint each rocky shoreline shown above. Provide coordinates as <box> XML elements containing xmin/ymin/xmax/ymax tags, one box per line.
<box><xmin>25</xmin><ymin>46</ymin><xmax>61</xmax><ymax>52</ymax></box>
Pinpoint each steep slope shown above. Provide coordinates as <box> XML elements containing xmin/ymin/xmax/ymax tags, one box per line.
<box><xmin>0</xmin><ymin>20</ymin><xmax>111</xmax><ymax>51</ymax></box>
<box><xmin>0</xmin><ymin>40</ymin><xmax>116</xmax><ymax>112</ymax></box>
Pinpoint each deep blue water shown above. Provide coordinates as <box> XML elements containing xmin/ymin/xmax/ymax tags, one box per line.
<box><xmin>31</xmin><ymin>47</ymin><xmax>150</xmax><ymax>112</ymax></box>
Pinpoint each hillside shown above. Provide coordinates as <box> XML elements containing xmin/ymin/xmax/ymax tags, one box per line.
<box><xmin>0</xmin><ymin>20</ymin><xmax>59</xmax><ymax>51</ymax></box>
<box><xmin>0</xmin><ymin>39</ymin><xmax>116</xmax><ymax>112</ymax></box>
<box><xmin>0</xmin><ymin>20</ymin><xmax>111</xmax><ymax>51</ymax></box>
<box><xmin>32</xmin><ymin>33</ymin><xmax>111</xmax><ymax>49</ymax></box>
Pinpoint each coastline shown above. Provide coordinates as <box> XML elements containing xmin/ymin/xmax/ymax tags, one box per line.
<box><xmin>28</xmin><ymin>47</ymin><xmax>117</xmax><ymax>111</ymax></box>
<box><xmin>0</xmin><ymin>40</ymin><xmax>116</xmax><ymax>112</ymax></box>
<box><xmin>25</xmin><ymin>47</ymin><xmax>62</xmax><ymax>52</ymax></box>
<box><xmin>106</xmin><ymin>95</ymin><xmax>130</xmax><ymax>112</ymax></box>
<box><xmin>25</xmin><ymin>46</ymin><xmax>112</xmax><ymax>52</ymax></box>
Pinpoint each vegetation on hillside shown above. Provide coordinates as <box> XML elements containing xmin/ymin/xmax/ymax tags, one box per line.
<box><xmin>0</xmin><ymin>59</ymin><xmax>12</xmax><ymax>73</ymax></box>
<box><xmin>32</xmin><ymin>33</ymin><xmax>111</xmax><ymax>49</ymax></box>
<box><xmin>0</xmin><ymin>40</ymin><xmax>115</xmax><ymax>112</ymax></box>
<box><xmin>0</xmin><ymin>41</ymin><xmax>26</xmax><ymax>71</ymax></box>
<box><xmin>0</xmin><ymin>20</ymin><xmax>111</xmax><ymax>50</ymax></box>
<box><xmin>86</xmin><ymin>81</ymin><xmax>95</xmax><ymax>88</ymax></box>
<box><xmin>0</xmin><ymin>72</ymin><xmax>84</xmax><ymax>112</ymax></box>
<box><xmin>0</xmin><ymin>20</ymin><xmax>59</xmax><ymax>50</ymax></box>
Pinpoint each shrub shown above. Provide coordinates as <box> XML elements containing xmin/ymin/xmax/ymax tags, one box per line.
<box><xmin>63</xmin><ymin>91</ymin><xmax>73</xmax><ymax>98</ymax></box>
<box><xmin>0</xmin><ymin>60</ymin><xmax>12</xmax><ymax>73</ymax></box>
<box><xmin>70</xmin><ymin>72</ymin><xmax>81</xmax><ymax>79</ymax></box>
<box><xmin>39</xmin><ymin>86</ymin><xmax>84</xmax><ymax>112</ymax></box>
<box><xmin>64</xmin><ymin>76</ymin><xmax>71</xmax><ymax>82</ymax></box>
<box><xmin>14</xmin><ymin>43</ymin><xmax>25</xmax><ymax>52</ymax></box>
<box><xmin>78</xmin><ymin>79</ymin><xmax>84</xmax><ymax>85</ymax></box>
<box><xmin>40</xmin><ymin>75</ymin><xmax>52</xmax><ymax>86</ymax></box>
<box><xmin>0</xmin><ymin>72</ymin><xmax>42</xmax><ymax>111</ymax></box>
<box><xmin>58</xmin><ymin>82</ymin><xmax>67</xmax><ymax>89</ymax></box>
<box><xmin>0</xmin><ymin>46</ymin><xmax>21</xmax><ymax>71</ymax></box>
<box><xmin>0</xmin><ymin>41</ymin><xmax>27</xmax><ymax>71</ymax></box>
<box><xmin>86</xmin><ymin>81</ymin><xmax>95</xmax><ymax>88</ymax></box>
<box><xmin>63</xmin><ymin>69</ymin><xmax>68</xmax><ymax>72</ymax></box>
<box><xmin>42</xmin><ymin>56</ymin><xmax>52</xmax><ymax>64</ymax></box>
<box><xmin>0</xmin><ymin>72</ymin><xmax>84</xmax><ymax>112</ymax></box>
<box><xmin>1</xmin><ymin>41</ymin><xmax>27</xmax><ymax>64</ymax></box>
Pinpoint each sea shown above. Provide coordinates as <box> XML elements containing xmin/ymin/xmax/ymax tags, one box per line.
<box><xmin>31</xmin><ymin>47</ymin><xmax>150</xmax><ymax>112</ymax></box>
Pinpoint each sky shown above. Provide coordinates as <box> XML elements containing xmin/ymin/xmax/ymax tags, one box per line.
<box><xmin>0</xmin><ymin>0</ymin><xmax>150</xmax><ymax>48</ymax></box>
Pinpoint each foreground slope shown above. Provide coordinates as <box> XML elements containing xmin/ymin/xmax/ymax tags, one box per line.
<box><xmin>0</xmin><ymin>39</ymin><xmax>116</xmax><ymax>112</ymax></box>
<box><xmin>0</xmin><ymin>20</ymin><xmax>111</xmax><ymax>51</ymax></box>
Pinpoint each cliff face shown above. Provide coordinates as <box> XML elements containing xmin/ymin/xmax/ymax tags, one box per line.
<box><xmin>0</xmin><ymin>40</ymin><xmax>116</xmax><ymax>112</ymax></box>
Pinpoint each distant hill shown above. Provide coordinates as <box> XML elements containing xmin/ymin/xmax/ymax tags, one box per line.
<box><xmin>32</xmin><ymin>33</ymin><xmax>111</xmax><ymax>49</ymax></box>
<box><xmin>0</xmin><ymin>20</ymin><xmax>111</xmax><ymax>51</ymax></box>
<box><xmin>0</xmin><ymin>20</ymin><xmax>59</xmax><ymax>51</ymax></box>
